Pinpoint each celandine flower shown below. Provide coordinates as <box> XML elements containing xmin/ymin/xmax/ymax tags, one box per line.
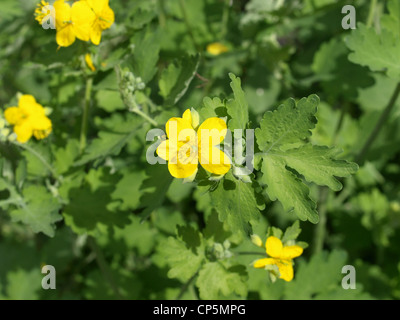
<box><xmin>53</xmin><ymin>0</ymin><xmax>95</xmax><ymax>47</ymax></box>
<box><xmin>35</xmin><ymin>0</ymin><xmax>114</xmax><ymax>47</ymax></box>
<box><xmin>85</xmin><ymin>0</ymin><xmax>115</xmax><ymax>45</ymax></box>
<box><xmin>253</xmin><ymin>236</ymin><xmax>303</xmax><ymax>282</ymax></box>
<box><xmin>207</xmin><ymin>42</ymin><xmax>229</xmax><ymax>56</ymax></box>
<box><xmin>156</xmin><ymin>109</ymin><xmax>231</xmax><ymax>179</ymax></box>
<box><xmin>4</xmin><ymin>95</ymin><xmax>52</xmax><ymax>143</ymax></box>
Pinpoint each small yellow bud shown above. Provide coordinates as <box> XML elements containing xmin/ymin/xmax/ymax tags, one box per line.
<box><xmin>251</xmin><ymin>234</ymin><xmax>264</xmax><ymax>248</ymax></box>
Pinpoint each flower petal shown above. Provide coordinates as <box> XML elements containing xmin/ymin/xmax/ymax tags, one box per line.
<box><xmin>90</xmin><ymin>23</ymin><xmax>102</xmax><ymax>46</ymax></box>
<box><xmin>276</xmin><ymin>260</ymin><xmax>294</xmax><ymax>282</ymax></box>
<box><xmin>199</xmin><ymin>146</ymin><xmax>230</xmax><ymax>175</ymax></box>
<box><xmin>182</xmin><ymin>109</ymin><xmax>192</xmax><ymax>123</ymax></box>
<box><xmin>30</xmin><ymin>115</ymin><xmax>52</xmax><ymax>131</ymax></box>
<box><xmin>197</xmin><ymin>117</ymin><xmax>227</xmax><ymax>146</ymax></box>
<box><xmin>99</xmin><ymin>4</ymin><xmax>115</xmax><ymax>29</ymax></box>
<box><xmin>166</xmin><ymin>117</ymin><xmax>194</xmax><ymax>140</ymax></box>
<box><xmin>56</xmin><ymin>25</ymin><xmax>75</xmax><ymax>47</ymax></box>
<box><xmin>156</xmin><ymin>140</ymin><xmax>170</xmax><ymax>161</ymax></box>
<box><xmin>168</xmin><ymin>162</ymin><xmax>198</xmax><ymax>179</ymax></box>
<box><xmin>4</xmin><ymin>107</ymin><xmax>22</xmax><ymax>125</ymax></box>
<box><xmin>253</xmin><ymin>258</ymin><xmax>276</xmax><ymax>269</ymax></box>
<box><xmin>266</xmin><ymin>236</ymin><xmax>283</xmax><ymax>258</ymax></box>
<box><xmin>19</xmin><ymin>95</ymin><xmax>45</xmax><ymax>117</ymax></box>
<box><xmin>71</xmin><ymin>0</ymin><xmax>96</xmax><ymax>41</ymax></box>
<box><xmin>281</xmin><ymin>245</ymin><xmax>303</xmax><ymax>260</ymax></box>
<box><xmin>14</xmin><ymin>121</ymin><xmax>33</xmax><ymax>143</ymax></box>
<box><xmin>87</xmin><ymin>0</ymin><xmax>108</xmax><ymax>16</ymax></box>
<box><xmin>54</xmin><ymin>0</ymin><xmax>71</xmax><ymax>29</ymax></box>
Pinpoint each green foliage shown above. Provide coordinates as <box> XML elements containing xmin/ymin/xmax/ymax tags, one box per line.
<box><xmin>159</xmin><ymin>55</ymin><xmax>200</xmax><ymax>105</ymax></box>
<box><xmin>255</xmin><ymin>95</ymin><xmax>358</xmax><ymax>223</ymax></box>
<box><xmin>0</xmin><ymin>0</ymin><xmax>399</xmax><ymax>301</ymax></box>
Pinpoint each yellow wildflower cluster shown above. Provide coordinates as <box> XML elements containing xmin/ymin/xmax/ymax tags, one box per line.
<box><xmin>157</xmin><ymin>109</ymin><xmax>231</xmax><ymax>179</ymax></box>
<box><xmin>4</xmin><ymin>95</ymin><xmax>52</xmax><ymax>144</ymax></box>
<box><xmin>35</xmin><ymin>0</ymin><xmax>115</xmax><ymax>47</ymax></box>
<box><xmin>252</xmin><ymin>236</ymin><xmax>303</xmax><ymax>282</ymax></box>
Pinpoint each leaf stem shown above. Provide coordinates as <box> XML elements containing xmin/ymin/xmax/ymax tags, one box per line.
<box><xmin>11</xmin><ymin>141</ymin><xmax>60</xmax><ymax>181</ymax></box>
<box><xmin>131</xmin><ymin>107</ymin><xmax>158</xmax><ymax>127</ymax></box>
<box><xmin>366</xmin><ymin>0</ymin><xmax>378</xmax><ymax>27</ymax></box>
<box><xmin>80</xmin><ymin>77</ymin><xmax>93</xmax><ymax>154</ymax></box>
<box><xmin>313</xmin><ymin>187</ymin><xmax>329</xmax><ymax>254</ymax></box>
<box><xmin>176</xmin><ymin>270</ymin><xmax>199</xmax><ymax>300</ymax></box>
<box><xmin>235</xmin><ymin>251</ymin><xmax>266</xmax><ymax>256</ymax></box>
<box><xmin>157</xmin><ymin>0</ymin><xmax>167</xmax><ymax>28</ymax></box>
<box><xmin>355</xmin><ymin>82</ymin><xmax>400</xmax><ymax>163</ymax></box>
<box><xmin>88</xmin><ymin>237</ymin><xmax>123</xmax><ymax>299</ymax></box>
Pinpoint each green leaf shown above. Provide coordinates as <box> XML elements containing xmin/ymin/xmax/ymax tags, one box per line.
<box><xmin>159</xmin><ymin>226</ymin><xmax>205</xmax><ymax>282</ymax></box>
<box><xmin>312</xmin><ymin>37</ymin><xmax>373</xmax><ymax>100</ymax></box>
<box><xmin>255</xmin><ymin>95</ymin><xmax>357</xmax><ymax>223</ymax></box>
<box><xmin>273</xmin><ymin>145</ymin><xmax>359</xmax><ymax>191</ymax></box>
<box><xmin>346</xmin><ymin>23</ymin><xmax>400</xmax><ymax>80</ymax></box>
<box><xmin>63</xmin><ymin>169</ymin><xmax>130</xmax><ymax>236</ymax></box>
<box><xmin>95</xmin><ymin>90</ymin><xmax>125</xmax><ymax>113</ymax></box>
<box><xmin>21</xmin><ymin>144</ymin><xmax>52</xmax><ymax>177</ymax></box>
<box><xmin>381</xmin><ymin>0</ymin><xmax>400</xmax><ymax>36</ymax></box>
<box><xmin>9</xmin><ymin>186</ymin><xmax>62</xmax><ymax>237</ymax></box>
<box><xmin>284</xmin><ymin>250</ymin><xmax>371</xmax><ymax>300</ymax></box>
<box><xmin>111</xmin><ymin>170</ymin><xmax>146</xmax><ymax>211</ymax></box>
<box><xmin>75</xmin><ymin>115</ymin><xmax>143</xmax><ymax>166</ymax></box>
<box><xmin>196</xmin><ymin>262</ymin><xmax>247</xmax><ymax>299</ymax></box>
<box><xmin>139</xmin><ymin>164</ymin><xmax>174</xmax><ymax>220</ymax></box>
<box><xmin>210</xmin><ymin>171</ymin><xmax>260</xmax><ymax>236</ymax></box>
<box><xmin>281</xmin><ymin>220</ymin><xmax>302</xmax><ymax>243</ymax></box>
<box><xmin>130</xmin><ymin>28</ymin><xmax>161</xmax><ymax>83</ymax></box>
<box><xmin>198</xmin><ymin>97</ymin><xmax>226</xmax><ymax>122</ymax></box>
<box><xmin>260</xmin><ymin>156</ymin><xmax>319</xmax><ymax>223</ymax></box>
<box><xmin>159</xmin><ymin>54</ymin><xmax>200</xmax><ymax>105</ymax></box>
<box><xmin>3</xmin><ymin>269</ymin><xmax>42</xmax><ymax>300</ymax></box>
<box><xmin>53</xmin><ymin>140</ymin><xmax>80</xmax><ymax>175</ymax></box>
<box><xmin>256</xmin><ymin>95</ymin><xmax>319</xmax><ymax>152</ymax></box>
<box><xmin>227</xmin><ymin>73</ymin><xmax>249</xmax><ymax>131</ymax></box>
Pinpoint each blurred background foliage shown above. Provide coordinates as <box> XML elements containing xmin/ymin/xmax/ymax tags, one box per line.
<box><xmin>0</xmin><ymin>0</ymin><xmax>399</xmax><ymax>300</ymax></box>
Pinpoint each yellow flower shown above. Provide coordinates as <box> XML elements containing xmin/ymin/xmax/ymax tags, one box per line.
<box><xmin>85</xmin><ymin>0</ymin><xmax>115</xmax><ymax>45</ymax></box>
<box><xmin>34</xmin><ymin>0</ymin><xmax>50</xmax><ymax>25</ymax></box>
<box><xmin>253</xmin><ymin>236</ymin><xmax>303</xmax><ymax>282</ymax></box>
<box><xmin>53</xmin><ymin>0</ymin><xmax>96</xmax><ymax>47</ymax></box>
<box><xmin>206</xmin><ymin>42</ymin><xmax>229</xmax><ymax>56</ymax></box>
<box><xmin>4</xmin><ymin>95</ymin><xmax>52</xmax><ymax>143</ymax></box>
<box><xmin>85</xmin><ymin>53</ymin><xmax>96</xmax><ymax>72</ymax></box>
<box><xmin>156</xmin><ymin>109</ymin><xmax>231</xmax><ymax>179</ymax></box>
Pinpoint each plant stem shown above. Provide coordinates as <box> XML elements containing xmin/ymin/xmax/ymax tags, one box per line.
<box><xmin>313</xmin><ymin>187</ymin><xmax>329</xmax><ymax>255</ymax></box>
<box><xmin>367</xmin><ymin>0</ymin><xmax>378</xmax><ymax>27</ymax></box>
<box><xmin>178</xmin><ymin>0</ymin><xmax>200</xmax><ymax>52</ymax></box>
<box><xmin>89</xmin><ymin>237</ymin><xmax>123</xmax><ymax>299</ymax></box>
<box><xmin>355</xmin><ymin>82</ymin><xmax>400</xmax><ymax>163</ymax></box>
<box><xmin>11</xmin><ymin>141</ymin><xmax>60</xmax><ymax>181</ymax></box>
<box><xmin>235</xmin><ymin>251</ymin><xmax>266</xmax><ymax>256</ymax></box>
<box><xmin>158</xmin><ymin>0</ymin><xmax>167</xmax><ymax>28</ymax></box>
<box><xmin>176</xmin><ymin>270</ymin><xmax>199</xmax><ymax>300</ymax></box>
<box><xmin>132</xmin><ymin>108</ymin><xmax>158</xmax><ymax>127</ymax></box>
<box><xmin>79</xmin><ymin>77</ymin><xmax>93</xmax><ymax>154</ymax></box>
